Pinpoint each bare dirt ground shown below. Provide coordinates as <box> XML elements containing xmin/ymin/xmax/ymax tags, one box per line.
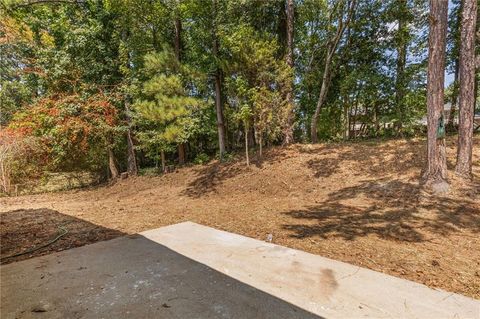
<box><xmin>1</xmin><ymin>136</ymin><xmax>479</xmax><ymax>299</ymax></box>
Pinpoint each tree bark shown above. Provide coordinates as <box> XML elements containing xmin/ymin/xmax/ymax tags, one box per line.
<box><xmin>121</xmin><ymin>30</ymin><xmax>138</xmax><ymax>176</ymax></box>
<box><xmin>310</xmin><ymin>47</ymin><xmax>334</xmax><ymax>143</ymax></box>
<box><xmin>283</xmin><ymin>0</ymin><xmax>295</xmax><ymax>144</ymax></box>
<box><xmin>395</xmin><ymin>0</ymin><xmax>408</xmax><ymax>133</ymax></box>
<box><xmin>258</xmin><ymin>133</ymin><xmax>263</xmax><ymax>159</ymax></box>
<box><xmin>455</xmin><ymin>0</ymin><xmax>477</xmax><ymax>178</ymax></box>
<box><xmin>310</xmin><ymin>0</ymin><xmax>356</xmax><ymax>143</ymax></box>
<box><xmin>178</xmin><ymin>143</ymin><xmax>186</xmax><ymax>165</ymax></box>
<box><xmin>174</xmin><ymin>11</ymin><xmax>186</xmax><ymax>165</ymax></box>
<box><xmin>108</xmin><ymin>147</ymin><xmax>119</xmax><ymax>179</ymax></box>
<box><xmin>161</xmin><ymin>149</ymin><xmax>166</xmax><ymax>173</ymax></box>
<box><xmin>423</xmin><ymin>0</ymin><xmax>449</xmax><ymax>184</ymax></box>
<box><xmin>343</xmin><ymin>98</ymin><xmax>350</xmax><ymax>140</ymax></box>
<box><xmin>213</xmin><ymin>0</ymin><xmax>226</xmax><ymax>160</ymax></box>
<box><xmin>374</xmin><ymin>102</ymin><xmax>380</xmax><ymax>135</ymax></box>
<box><xmin>174</xmin><ymin>17</ymin><xmax>182</xmax><ymax>61</ymax></box>
<box><xmin>125</xmin><ymin>100</ymin><xmax>138</xmax><ymax>176</ymax></box>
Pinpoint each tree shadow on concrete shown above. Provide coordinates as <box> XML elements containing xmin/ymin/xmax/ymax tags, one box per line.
<box><xmin>2</xmin><ymin>231</ymin><xmax>322</xmax><ymax>319</ymax></box>
<box><xmin>0</xmin><ymin>208</ymin><xmax>125</xmax><ymax>264</ymax></box>
<box><xmin>282</xmin><ymin>179</ymin><xmax>480</xmax><ymax>242</ymax></box>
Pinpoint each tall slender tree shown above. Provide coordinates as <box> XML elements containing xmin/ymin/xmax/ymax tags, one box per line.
<box><xmin>122</xmin><ymin>31</ymin><xmax>138</xmax><ymax>176</ymax></box>
<box><xmin>394</xmin><ymin>0</ymin><xmax>409</xmax><ymax>132</ymax></box>
<box><xmin>447</xmin><ymin>0</ymin><xmax>462</xmax><ymax>130</ymax></box>
<box><xmin>455</xmin><ymin>0</ymin><xmax>477</xmax><ymax>178</ymax></box>
<box><xmin>283</xmin><ymin>0</ymin><xmax>295</xmax><ymax>144</ymax></box>
<box><xmin>173</xmin><ymin>6</ymin><xmax>186</xmax><ymax>165</ymax></box>
<box><xmin>212</xmin><ymin>0</ymin><xmax>226</xmax><ymax>160</ymax></box>
<box><xmin>310</xmin><ymin>0</ymin><xmax>356</xmax><ymax>143</ymax></box>
<box><xmin>423</xmin><ymin>0</ymin><xmax>449</xmax><ymax>187</ymax></box>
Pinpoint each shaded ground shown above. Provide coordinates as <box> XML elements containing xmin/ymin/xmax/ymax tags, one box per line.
<box><xmin>2</xmin><ymin>231</ymin><xmax>319</xmax><ymax>319</ymax></box>
<box><xmin>1</xmin><ymin>209</ymin><xmax>123</xmax><ymax>264</ymax></box>
<box><xmin>1</xmin><ymin>136</ymin><xmax>479</xmax><ymax>299</ymax></box>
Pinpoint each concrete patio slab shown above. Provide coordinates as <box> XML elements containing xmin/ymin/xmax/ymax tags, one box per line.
<box><xmin>1</xmin><ymin>222</ymin><xmax>479</xmax><ymax>319</ymax></box>
<box><xmin>1</xmin><ymin>234</ymin><xmax>317</xmax><ymax>319</ymax></box>
<box><xmin>142</xmin><ymin>222</ymin><xmax>479</xmax><ymax>318</ymax></box>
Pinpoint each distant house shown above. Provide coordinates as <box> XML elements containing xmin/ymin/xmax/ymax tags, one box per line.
<box><xmin>349</xmin><ymin>102</ymin><xmax>479</xmax><ymax>137</ymax></box>
<box><xmin>419</xmin><ymin>102</ymin><xmax>480</xmax><ymax>130</ymax></box>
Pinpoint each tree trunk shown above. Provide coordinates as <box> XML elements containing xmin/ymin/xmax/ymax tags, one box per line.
<box><xmin>213</xmin><ymin>0</ymin><xmax>226</xmax><ymax>160</ymax></box>
<box><xmin>214</xmin><ymin>73</ymin><xmax>226</xmax><ymax>159</ymax></box>
<box><xmin>310</xmin><ymin>0</ymin><xmax>356</xmax><ymax>143</ymax></box>
<box><xmin>258</xmin><ymin>133</ymin><xmax>263</xmax><ymax>160</ymax></box>
<box><xmin>395</xmin><ymin>0</ymin><xmax>408</xmax><ymax>133</ymax></box>
<box><xmin>174</xmin><ymin>17</ymin><xmax>182</xmax><ymax>61</ymax></box>
<box><xmin>108</xmin><ymin>147</ymin><xmax>119</xmax><ymax>179</ymax></box>
<box><xmin>125</xmin><ymin>100</ymin><xmax>138</xmax><ymax>176</ymax></box>
<box><xmin>249</xmin><ymin>125</ymin><xmax>255</xmax><ymax>147</ymax></box>
<box><xmin>283</xmin><ymin>0</ymin><xmax>295</xmax><ymax>144</ymax></box>
<box><xmin>244</xmin><ymin>126</ymin><xmax>250</xmax><ymax>166</ymax></box>
<box><xmin>423</xmin><ymin>0</ymin><xmax>449</xmax><ymax>185</ymax></box>
<box><xmin>343</xmin><ymin>103</ymin><xmax>350</xmax><ymax>140</ymax></box>
<box><xmin>174</xmin><ymin>13</ymin><xmax>186</xmax><ymax>165</ymax></box>
<box><xmin>311</xmin><ymin>50</ymin><xmax>333</xmax><ymax>143</ymax></box>
<box><xmin>178</xmin><ymin>144</ymin><xmax>186</xmax><ymax>165</ymax></box>
<box><xmin>455</xmin><ymin>0</ymin><xmax>477</xmax><ymax>178</ymax></box>
<box><xmin>121</xmin><ymin>30</ymin><xmax>138</xmax><ymax>176</ymax></box>
<box><xmin>161</xmin><ymin>149</ymin><xmax>166</xmax><ymax>173</ymax></box>
<box><xmin>374</xmin><ymin>103</ymin><xmax>380</xmax><ymax>135</ymax></box>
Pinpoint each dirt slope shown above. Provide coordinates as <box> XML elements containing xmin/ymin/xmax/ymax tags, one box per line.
<box><xmin>1</xmin><ymin>136</ymin><xmax>479</xmax><ymax>299</ymax></box>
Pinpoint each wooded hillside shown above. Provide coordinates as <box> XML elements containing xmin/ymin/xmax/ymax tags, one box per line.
<box><xmin>0</xmin><ymin>0</ymin><xmax>478</xmax><ymax>192</ymax></box>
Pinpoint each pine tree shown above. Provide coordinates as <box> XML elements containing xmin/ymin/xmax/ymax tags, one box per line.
<box><xmin>455</xmin><ymin>0</ymin><xmax>477</xmax><ymax>178</ymax></box>
<box><xmin>423</xmin><ymin>0</ymin><xmax>449</xmax><ymax>190</ymax></box>
<box><xmin>134</xmin><ymin>49</ymin><xmax>202</xmax><ymax>169</ymax></box>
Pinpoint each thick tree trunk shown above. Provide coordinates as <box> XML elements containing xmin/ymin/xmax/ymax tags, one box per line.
<box><xmin>395</xmin><ymin>0</ymin><xmax>408</xmax><ymax>133</ymax></box>
<box><xmin>423</xmin><ymin>0</ymin><xmax>449</xmax><ymax>185</ymax></box>
<box><xmin>108</xmin><ymin>147</ymin><xmax>119</xmax><ymax>179</ymax></box>
<box><xmin>455</xmin><ymin>0</ymin><xmax>477</xmax><ymax>178</ymax></box>
<box><xmin>283</xmin><ymin>0</ymin><xmax>295</xmax><ymax>144</ymax></box>
<box><xmin>212</xmin><ymin>0</ymin><xmax>226</xmax><ymax>160</ymax></box>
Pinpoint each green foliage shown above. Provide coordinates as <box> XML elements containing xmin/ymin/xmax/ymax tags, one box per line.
<box><xmin>224</xmin><ymin>25</ymin><xmax>291</xmax><ymax>145</ymax></box>
<box><xmin>1</xmin><ymin>0</ymin><xmax>450</xmax><ymax>187</ymax></box>
<box><xmin>193</xmin><ymin>153</ymin><xmax>210</xmax><ymax>165</ymax></box>
<box><xmin>133</xmin><ymin>49</ymin><xmax>205</xmax><ymax>160</ymax></box>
